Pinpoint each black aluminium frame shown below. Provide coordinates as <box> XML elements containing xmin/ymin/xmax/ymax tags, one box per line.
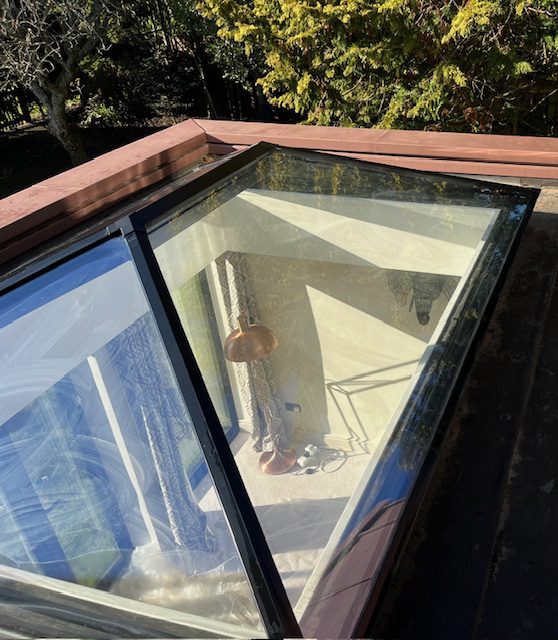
<box><xmin>0</xmin><ymin>140</ymin><xmax>540</xmax><ymax>639</ymax></box>
<box><xmin>125</xmin><ymin>143</ymin><xmax>302</xmax><ymax>638</ymax></box>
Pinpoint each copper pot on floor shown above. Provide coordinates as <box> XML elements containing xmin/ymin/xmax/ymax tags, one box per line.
<box><xmin>259</xmin><ymin>447</ymin><xmax>297</xmax><ymax>475</ymax></box>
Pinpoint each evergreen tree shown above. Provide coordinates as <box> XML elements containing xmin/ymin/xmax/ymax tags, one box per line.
<box><xmin>199</xmin><ymin>0</ymin><xmax>558</xmax><ymax>134</ymax></box>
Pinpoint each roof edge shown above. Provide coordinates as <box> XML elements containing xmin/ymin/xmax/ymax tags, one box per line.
<box><xmin>1</xmin><ymin>118</ymin><xmax>556</xmax><ymax>266</ymax></box>
<box><xmin>193</xmin><ymin>119</ymin><xmax>558</xmax><ymax>174</ymax></box>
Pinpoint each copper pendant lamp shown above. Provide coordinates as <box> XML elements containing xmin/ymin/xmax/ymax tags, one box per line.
<box><xmin>224</xmin><ymin>314</ymin><xmax>278</xmax><ymax>362</ymax></box>
<box><xmin>224</xmin><ymin>314</ymin><xmax>296</xmax><ymax>474</ymax></box>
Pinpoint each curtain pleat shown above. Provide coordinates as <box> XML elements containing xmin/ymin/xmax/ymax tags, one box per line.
<box><xmin>106</xmin><ymin>315</ymin><xmax>216</xmax><ymax>553</ymax></box>
<box><xmin>215</xmin><ymin>252</ymin><xmax>287</xmax><ymax>451</ymax></box>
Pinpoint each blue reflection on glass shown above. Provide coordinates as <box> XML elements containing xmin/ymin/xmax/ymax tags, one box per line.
<box><xmin>0</xmin><ymin>238</ymin><xmax>222</xmax><ymax>587</ymax></box>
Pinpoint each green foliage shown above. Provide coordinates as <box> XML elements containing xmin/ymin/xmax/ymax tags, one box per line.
<box><xmin>81</xmin><ymin>93</ymin><xmax>122</xmax><ymax>127</ymax></box>
<box><xmin>167</xmin><ymin>0</ymin><xmax>266</xmax><ymax>92</ymax></box>
<box><xmin>199</xmin><ymin>0</ymin><xmax>558</xmax><ymax>133</ymax></box>
<box><xmin>78</xmin><ymin>1</ymin><xmax>209</xmax><ymax>125</ymax></box>
<box><xmin>80</xmin><ymin>0</ymin><xmax>269</xmax><ymax>124</ymax></box>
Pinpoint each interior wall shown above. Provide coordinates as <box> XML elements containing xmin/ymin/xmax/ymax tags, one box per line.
<box><xmin>245</xmin><ymin>254</ymin><xmax>452</xmax><ymax>452</ymax></box>
<box><xmin>151</xmin><ymin>188</ymin><xmax>498</xmax><ymax>289</ymax></box>
<box><xmin>151</xmin><ymin>187</ymin><xmax>492</xmax><ymax>452</ymax></box>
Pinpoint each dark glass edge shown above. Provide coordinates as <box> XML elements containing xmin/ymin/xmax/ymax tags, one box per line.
<box><xmin>269</xmin><ymin>143</ymin><xmax>541</xmax><ymax>202</ymax></box>
<box><xmin>0</xmin><ymin>570</ymin><xmax>235</xmax><ymax>639</ymax></box>
<box><xmin>125</xmin><ymin>227</ymin><xmax>302</xmax><ymax>640</ymax></box>
<box><xmin>347</xmin><ymin>193</ymin><xmax>537</xmax><ymax>637</ymax></box>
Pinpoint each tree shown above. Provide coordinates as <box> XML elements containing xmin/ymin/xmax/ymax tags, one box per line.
<box><xmin>0</xmin><ymin>0</ymin><xmax>123</xmax><ymax>164</ymax></box>
<box><xmin>150</xmin><ymin>0</ymin><xmax>272</xmax><ymax>120</ymax></box>
<box><xmin>199</xmin><ymin>0</ymin><xmax>558</xmax><ymax>134</ymax></box>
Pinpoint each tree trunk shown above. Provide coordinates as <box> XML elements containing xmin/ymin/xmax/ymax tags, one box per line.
<box><xmin>46</xmin><ymin>95</ymin><xmax>88</xmax><ymax>165</ymax></box>
<box><xmin>16</xmin><ymin>89</ymin><xmax>32</xmax><ymax>122</ymax></box>
<box><xmin>190</xmin><ymin>41</ymin><xmax>217</xmax><ymax>119</ymax></box>
<box><xmin>512</xmin><ymin>110</ymin><xmax>519</xmax><ymax>135</ymax></box>
<box><xmin>30</xmin><ymin>84</ymin><xmax>88</xmax><ymax>166</ymax></box>
<box><xmin>225</xmin><ymin>80</ymin><xmax>234</xmax><ymax>119</ymax></box>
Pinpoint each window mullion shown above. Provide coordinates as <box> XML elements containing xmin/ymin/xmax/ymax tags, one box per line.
<box><xmin>124</xmin><ymin>225</ymin><xmax>301</xmax><ymax>640</ymax></box>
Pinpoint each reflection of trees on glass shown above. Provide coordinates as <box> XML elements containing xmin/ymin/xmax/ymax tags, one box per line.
<box><xmin>256</xmin><ymin>151</ymin><xmax>532</xmax><ymax>212</ymax></box>
<box><xmin>172</xmin><ymin>272</ymin><xmax>235</xmax><ymax>472</ymax></box>
<box><xmin>386</xmin><ymin>271</ymin><xmax>459</xmax><ymax>325</ymax></box>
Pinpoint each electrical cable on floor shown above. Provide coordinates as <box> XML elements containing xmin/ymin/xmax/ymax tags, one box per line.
<box><xmin>292</xmin><ymin>445</ymin><xmax>348</xmax><ymax>475</ymax></box>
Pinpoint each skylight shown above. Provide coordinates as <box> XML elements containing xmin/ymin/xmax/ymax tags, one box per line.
<box><xmin>0</xmin><ymin>142</ymin><xmax>537</xmax><ymax>639</ymax></box>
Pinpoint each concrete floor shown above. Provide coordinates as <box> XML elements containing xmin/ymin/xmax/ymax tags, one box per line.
<box><xmin>201</xmin><ymin>429</ymin><xmax>372</xmax><ymax>608</ymax></box>
<box><xmin>370</xmin><ymin>208</ymin><xmax>558</xmax><ymax>639</ymax></box>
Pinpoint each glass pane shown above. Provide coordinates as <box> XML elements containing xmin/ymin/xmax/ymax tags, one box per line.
<box><xmin>0</xmin><ymin>237</ymin><xmax>264</xmax><ymax>637</ymax></box>
<box><xmin>148</xmin><ymin>146</ymin><xmax>533</xmax><ymax>635</ymax></box>
<box><xmin>171</xmin><ymin>272</ymin><xmax>237</xmax><ymax>485</ymax></box>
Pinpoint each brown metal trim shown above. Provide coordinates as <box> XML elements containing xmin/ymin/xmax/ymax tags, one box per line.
<box><xmin>0</xmin><ymin>120</ymin><xmax>208</xmax><ymax>261</ymax></box>
<box><xmin>2</xmin><ymin>117</ymin><xmax>557</xmax><ymax>267</ymax></box>
<box><xmin>317</xmin><ymin>151</ymin><xmax>558</xmax><ymax>179</ymax></box>
<box><xmin>206</xmin><ymin>142</ymin><xmax>558</xmax><ymax>180</ymax></box>
<box><xmin>196</xmin><ymin>119</ymin><xmax>558</xmax><ymax>167</ymax></box>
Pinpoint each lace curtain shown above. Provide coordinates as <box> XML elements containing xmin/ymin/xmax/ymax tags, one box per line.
<box><xmin>108</xmin><ymin>314</ymin><xmax>216</xmax><ymax>553</ymax></box>
<box><xmin>215</xmin><ymin>252</ymin><xmax>288</xmax><ymax>451</ymax></box>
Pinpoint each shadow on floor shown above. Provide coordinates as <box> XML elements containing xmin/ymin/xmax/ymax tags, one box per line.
<box><xmin>253</xmin><ymin>496</ymin><xmax>349</xmax><ymax>554</ymax></box>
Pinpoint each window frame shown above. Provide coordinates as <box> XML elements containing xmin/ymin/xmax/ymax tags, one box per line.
<box><xmin>0</xmin><ymin>142</ymin><xmax>539</xmax><ymax>639</ymax></box>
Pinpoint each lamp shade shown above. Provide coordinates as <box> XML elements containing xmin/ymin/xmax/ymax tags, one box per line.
<box><xmin>224</xmin><ymin>314</ymin><xmax>278</xmax><ymax>362</ymax></box>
